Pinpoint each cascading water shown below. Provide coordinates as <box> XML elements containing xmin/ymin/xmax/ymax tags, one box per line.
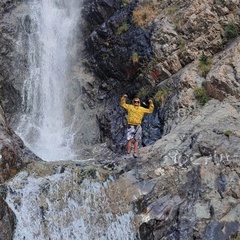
<box><xmin>5</xmin><ymin>1</ymin><xmax>140</xmax><ymax>239</ymax></box>
<box><xmin>5</xmin><ymin>166</ymin><xmax>139</xmax><ymax>240</ymax></box>
<box><xmin>16</xmin><ymin>0</ymin><xmax>81</xmax><ymax>161</ymax></box>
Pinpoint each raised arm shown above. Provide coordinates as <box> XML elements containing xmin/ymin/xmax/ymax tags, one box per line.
<box><xmin>120</xmin><ymin>94</ymin><xmax>129</xmax><ymax>110</ymax></box>
<box><xmin>143</xmin><ymin>99</ymin><xmax>154</xmax><ymax>113</ymax></box>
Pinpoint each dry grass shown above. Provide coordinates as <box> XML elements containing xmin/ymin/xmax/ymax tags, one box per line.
<box><xmin>133</xmin><ymin>5</ymin><xmax>158</xmax><ymax>27</ymax></box>
<box><xmin>153</xmin><ymin>89</ymin><xmax>169</xmax><ymax>106</ymax></box>
<box><xmin>136</xmin><ymin>86</ymin><xmax>151</xmax><ymax>99</ymax></box>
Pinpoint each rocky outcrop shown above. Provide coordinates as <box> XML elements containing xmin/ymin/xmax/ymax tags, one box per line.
<box><xmin>0</xmin><ymin>0</ymin><xmax>29</xmax><ymax>118</ymax></box>
<box><xmin>82</xmin><ymin>0</ymin><xmax>158</xmax><ymax>151</ymax></box>
<box><xmin>83</xmin><ymin>0</ymin><xmax>154</xmax><ymax>83</ymax></box>
<box><xmin>5</xmin><ymin>105</ymin><xmax>240</xmax><ymax>239</ymax></box>
<box><xmin>83</xmin><ymin>0</ymin><xmax>240</xmax><ymax>85</ymax></box>
<box><xmin>133</xmin><ymin>95</ymin><xmax>240</xmax><ymax>239</ymax></box>
<box><xmin>205</xmin><ymin>40</ymin><xmax>240</xmax><ymax>101</ymax></box>
<box><xmin>0</xmin><ymin>104</ymin><xmax>40</xmax><ymax>184</ymax></box>
<box><xmin>84</xmin><ymin>12</ymin><xmax>240</xmax><ymax>237</ymax></box>
<box><xmin>0</xmin><ymin>197</ymin><xmax>15</xmax><ymax>240</ymax></box>
<box><xmin>0</xmin><ymin>99</ymin><xmax>39</xmax><ymax>240</ymax></box>
<box><xmin>150</xmin><ymin>0</ymin><xmax>240</xmax><ymax>80</ymax></box>
<box><xmin>81</xmin><ymin>0</ymin><xmax>240</xmax><ymax>153</ymax></box>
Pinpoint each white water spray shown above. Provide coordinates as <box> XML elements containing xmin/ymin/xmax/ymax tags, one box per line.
<box><xmin>7</xmin><ymin>1</ymin><xmax>140</xmax><ymax>239</ymax></box>
<box><xmin>16</xmin><ymin>0</ymin><xmax>81</xmax><ymax>161</ymax></box>
<box><xmin>6</xmin><ymin>169</ymin><xmax>138</xmax><ymax>240</ymax></box>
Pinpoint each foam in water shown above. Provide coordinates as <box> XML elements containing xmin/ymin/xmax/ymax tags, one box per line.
<box><xmin>16</xmin><ymin>0</ymin><xmax>81</xmax><ymax>161</ymax></box>
<box><xmin>5</xmin><ymin>170</ymin><xmax>138</xmax><ymax>240</ymax></box>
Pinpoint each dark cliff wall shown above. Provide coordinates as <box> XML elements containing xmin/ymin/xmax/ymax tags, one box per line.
<box><xmin>82</xmin><ymin>0</ymin><xmax>162</xmax><ymax>153</ymax></box>
<box><xmin>82</xmin><ymin>0</ymin><xmax>240</xmax><ymax>154</ymax></box>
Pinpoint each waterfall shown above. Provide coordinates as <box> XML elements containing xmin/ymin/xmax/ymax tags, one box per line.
<box><xmin>5</xmin><ymin>167</ymin><xmax>138</xmax><ymax>240</ymax></box>
<box><xmin>16</xmin><ymin>0</ymin><xmax>82</xmax><ymax>161</ymax></box>
<box><xmin>5</xmin><ymin>1</ymin><xmax>140</xmax><ymax>239</ymax></box>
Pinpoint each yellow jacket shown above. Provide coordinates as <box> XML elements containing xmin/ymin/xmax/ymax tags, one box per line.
<box><xmin>121</xmin><ymin>96</ymin><xmax>154</xmax><ymax>125</ymax></box>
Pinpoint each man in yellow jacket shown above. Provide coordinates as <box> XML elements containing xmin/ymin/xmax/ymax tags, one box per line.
<box><xmin>120</xmin><ymin>94</ymin><xmax>154</xmax><ymax>158</ymax></box>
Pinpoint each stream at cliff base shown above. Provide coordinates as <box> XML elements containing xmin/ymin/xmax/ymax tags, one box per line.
<box><xmin>5</xmin><ymin>167</ymin><xmax>138</xmax><ymax>239</ymax></box>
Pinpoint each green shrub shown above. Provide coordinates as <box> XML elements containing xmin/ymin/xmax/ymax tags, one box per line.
<box><xmin>214</xmin><ymin>40</ymin><xmax>224</xmax><ymax>51</ymax></box>
<box><xmin>116</xmin><ymin>23</ymin><xmax>130</xmax><ymax>35</ymax></box>
<box><xmin>213</xmin><ymin>0</ymin><xmax>222</xmax><ymax>4</ymax></box>
<box><xmin>224</xmin><ymin>130</ymin><xmax>232</xmax><ymax>137</ymax></box>
<box><xmin>121</xmin><ymin>0</ymin><xmax>131</xmax><ymax>7</ymax></box>
<box><xmin>194</xmin><ymin>87</ymin><xmax>209</xmax><ymax>106</ymax></box>
<box><xmin>136</xmin><ymin>86</ymin><xmax>151</xmax><ymax>99</ymax></box>
<box><xmin>197</xmin><ymin>53</ymin><xmax>212</xmax><ymax>77</ymax></box>
<box><xmin>224</xmin><ymin>21</ymin><xmax>239</xmax><ymax>41</ymax></box>
<box><xmin>121</xmin><ymin>3</ymin><xmax>127</xmax><ymax>8</ymax></box>
<box><xmin>177</xmin><ymin>37</ymin><xmax>186</xmax><ymax>52</ymax></box>
<box><xmin>164</xmin><ymin>5</ymin><xmax>177</xmax><ymax>15</ymax></box>
<box><xmin>153</xmin><ymin>89</ymin><xmax>169</xmax><ymax>106</ymax></box>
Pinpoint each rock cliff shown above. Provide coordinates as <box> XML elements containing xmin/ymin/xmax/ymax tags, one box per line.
<box><xmin>0</xmin><ymin>0</ymin><xmax>240</xmax><ymax>239</ymax></box>
<box><xmin>82</xmin><ymin>0</ymin><xmax>240</xmax><ymax>153</ymax></box>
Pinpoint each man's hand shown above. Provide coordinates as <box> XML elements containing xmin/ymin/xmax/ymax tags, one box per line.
<box><xmin>149</xmin><ymin>99</ymin><xmax>153</xmax><ymax>103</ymax></box>
<box><xmin>123</xmin><ymin>94</ymin><xmax>128</xmax><ymax>98</ymax></box>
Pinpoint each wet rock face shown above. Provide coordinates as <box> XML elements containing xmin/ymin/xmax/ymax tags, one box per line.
<box><xmin>83</xmin><ymin>0</ymin><xmax>156</xmax><ymax>152</ymax></box>
<box><xmin>0</xmin><ymin>95</ymin><xmax>39</xmax><ymax>240</ymax></box>
<box><xmin>0</xmin><ymin>103</ymin><xmax>40</xmax><ymax>184</ymax></box>
<box><xmin>82</xmin><ymin>0</ymin><xmax>122</xmax><ymax>31</ymax></box>
<box><xmin>138</xmin><ymin>166</ymin><xmax>201</xmax><ymax>240</ymax></box>
<box><xmin>84</xmin><ymin>0</ymin><xmax>153</xmax><ymax>82</ymax></box>
<box><xmin>0</xmin><ymin>124</ymin><xmax>27</xmax><ymax>184</ymax></box>
<box><xmin>86</xmin><ymin>26</ymin><xmax>152</xmax><ymax>81</ymax></box>
<box><xmin>0</xmin><ymin>197</ymin><xmax>15</xmax><ymax>240</ymax></box>
<box><xmin>137</xmin><ymin>163</ymin><xmax>240</xmax><ymax>240</ymax></box>
<box><xmin>134</xmin><ymin>94</ymin><xmax>240</xmax><ymax>239</ymax></box>
<box><xmin>0</xmin><ymin>0</ymin><xmax>28</xmax><ymax>120</ymax></box>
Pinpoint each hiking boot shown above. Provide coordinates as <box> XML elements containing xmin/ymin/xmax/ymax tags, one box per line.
<box><xmin>124</xmin><ymin>153</ymin><xmax>131</xmax><ymax>159</ymax></box>
<box><xmin>133</xmin><ymin>153</ymin><xmax>138</xmax><ymax>158</ymax></box>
